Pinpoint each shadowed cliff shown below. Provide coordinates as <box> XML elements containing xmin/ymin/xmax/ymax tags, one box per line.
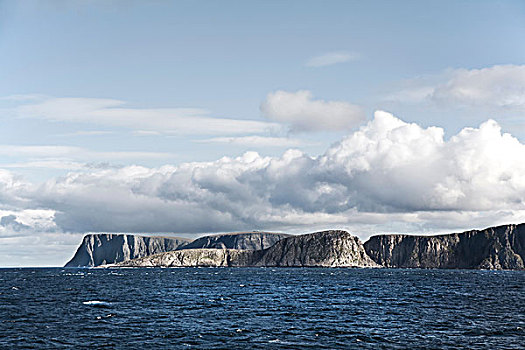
<box><xmin>65</xmin><ymin>231</ymin><xmax>290</xmax><ymax>267</ymax></box>
<box><xmin>64</xmin><ymin>234</ymin><xmax>191</xmax><ymax>267</ymax></box>
<box><xmin>364</xmin><ymin>223</ymin><xmax>525</xmax><ymax>269</ymax></box>
<box><xmin>254</xmin><ymin>230</ymin><xmax>378</xmax><ymax>267</ymax></box>
<box><xmin>179</xmin><ymin>231</ymin><xmax>290</xmax><ymax>251</ymax></box>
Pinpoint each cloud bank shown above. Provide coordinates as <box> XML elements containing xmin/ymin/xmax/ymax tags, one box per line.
<box><xmin>2</xmin><ymin>111</ymin><xmax>525</xmax><ymax>239</ymax></box>
<box><xmin>388</xmin><ymin>64</ymin><xmax>525</xmax><ymax>110</ymax></box>
<box><xmin>4</xmin><ymin>96</ymin><xmax>282</xmax><ymax>135</ymax></box>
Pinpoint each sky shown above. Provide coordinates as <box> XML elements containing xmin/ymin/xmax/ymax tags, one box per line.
<box><xmin>1</xmin><ymin>0</ymin><xmax>525</xmax><ymax>266</ymax></box>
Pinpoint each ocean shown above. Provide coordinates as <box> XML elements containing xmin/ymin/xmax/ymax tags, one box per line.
<box><xmin>1</xmin><ymin>268</ymin><xmax>524</xmax><ymax>349</ymax></box>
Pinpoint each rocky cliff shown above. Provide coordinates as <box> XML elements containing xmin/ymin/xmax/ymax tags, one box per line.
<box><xmin>364</xmin><ymin>223</ymin><xmax>525</xmax><ymax>269</ymax></box>
<box><xmin>113</xmin><ymin>230</ymin><xmax>379</xmax><ymax>268</ymax></box>
<box><xmin>115</xmin><ymin>248</ymin><xmax>256</xmax><ymax>267</ymax></box>
<box><xmin>66</xmin><ymin>223</ymin><xmax>525</xmax><ymax>270</ymax></box>
<box><xmin>65</xmin><ymin>231</ymin><xmax>288</xmax><ymax>267</ymax></box>
<box><xmin>255</xmin><ymin>230</ymin><xmax>379</xmax><ymax>267</ymax></box>
<box><xmin>180</xmin><ymin>231</ymin><xmax>290</xmax><ymax>250</ymax></box>
<box><xmin>65</xmin><ymin>234</ymin><xmax>191</xmax><ymax>267</ymax></box>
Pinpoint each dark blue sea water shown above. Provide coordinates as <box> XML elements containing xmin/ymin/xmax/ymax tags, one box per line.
<box><xmin>1</xmin><ymin>268</ymin><xmax>524</xmax><ymax>349</ymax></box>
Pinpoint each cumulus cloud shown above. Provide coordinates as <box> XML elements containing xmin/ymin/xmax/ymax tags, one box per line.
<box><xmin>4</xmin><ymin>96</ymin><xmax>283</xmax><ymax>135</ymax></box>
<box><xmin>0</xmin><ymin>215</ymin><xmax>30</xmax><ymax>231</ymax></box>
<box><xmin>261</xmin><ymin>90</ymin><xmax>365</xmax><ymax>132</ymax></box>
<box><xmin>3</xmin><ymin>111</ymin><xmax>525</xmax><ymax>239</ymax></box>
<box><xmin>0</xmin><ymin>169</ymin><xmax>32</xmax><ymax>208</ymax></box>
<box><xmin>0</xmin><ymin>209</ymin><xmax>56</xmax><ymax>237</ymax></box>
<box><xmin>321</xmin><ymin>111</ymin><xmax>525</xmax><ymax>212</ymax></box>
<box><xmin>305</xmin><ymin>51</ymin><xmax>360</xmax><ymax>67</ymax></box>
<box><xmin>387</xmin><ymin>64</ymin><xmax>525</xmax><ymax>110</ymax></box>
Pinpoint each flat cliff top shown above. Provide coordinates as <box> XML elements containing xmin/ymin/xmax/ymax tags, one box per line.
<box><xmin>364</xmin><ymin>223</ymin><xmax>525</xmax><ymax>269</ymax></box>
<box><xmin>82</xmin><ymin>233</ymin><xmax>193</xmax><ymax>241</ymax></box>
<box><xmin>368</xmin><ymin>223</ymin><xmax>525</xmax><ymax>240</ymax></box>
<box><xmin>193</xmin><ymin>231</ymin><xmax>291</xmax><ymax>237</ymax></box>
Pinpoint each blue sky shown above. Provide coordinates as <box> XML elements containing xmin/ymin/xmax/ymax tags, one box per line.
<box><xmin>1</xmin><ymin>0</ymin><xmax>525</xmax><ymax>266</ymax></box>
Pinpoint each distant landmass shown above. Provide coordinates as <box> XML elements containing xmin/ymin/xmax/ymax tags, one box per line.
<box><xmin>65</xmin><ymin>231</ymin><xmax>288</xmax><ymax>267</ymax></box>
<box><xmin>64</xmin><ymin>234</ymin><xmax>191</xmax><ymax>267</ymax></box>
<box><xmin>364</xmin><ymin>223</ymin><xmax>525</xmax><ymax>269</ymax></box>
<box><xmin>65</xmin><ymin>224</ymin><xmax>525</xmax><ymax>270</ymax></box>
<box><xmin>180</xmin><ymin>231</ymin><xmax>291</xmax><ymax>251</ymax></box>
<box><xmin>113</xmin><ymin>231</ymin><xmax>379</xmax><ymax>268</ymax></box>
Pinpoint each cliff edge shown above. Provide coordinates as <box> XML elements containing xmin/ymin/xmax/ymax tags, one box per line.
<box><xmin>180</xmin><ymin>231</ymin><xmax>290</xmax><ymax>251</ymax></box>
<box><xmin>64</xmin><ymin>234</ymin><xmax>191</xmax><ymax>267</ymax></box>
<box><xmin>364</xmin><ymin>223</ymin><xmax>525</xmax><ymax>269</ymax></box>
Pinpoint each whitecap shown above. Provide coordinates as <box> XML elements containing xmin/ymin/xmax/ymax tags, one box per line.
<box><xmin>82</xmin><ymin>300</ymin><xmax>112</xmax><ymax>307</ymax></box>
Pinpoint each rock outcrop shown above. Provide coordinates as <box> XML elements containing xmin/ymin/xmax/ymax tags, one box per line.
<box><xmin>364</xmin><ymin>223</ymin><xmax>525</xmax><ymax>269</ymax></box>
<box><xmin>255</xmin><ymin>230</ymin><xmax>379</xmax><ymax>267</ymax></box>
<box><xmin>66</xmin><ymin>223</ymin><xmax>525</xmax><ymax>270</ymax></box>
<box><xmin>113</xmin><ymin>230</ymin><xmax>379</xmax><ymax>268</ymax></box>
<box><xmin>115</xmin><ymin>248</ymin><xmax>256</xmax><ymax>267</ymax></box>
<box><xmin>66</xmin><ymin>231</ymin><xmax>289</xmax><ymax>267</ymax></box>
<box><xmin>65</xmin><ymin>234</ymin><xmax>191</xmax><ymax>267</ymax></box>
<box><xmin>180</xmin><ymin>231</ymin><xmax>290</xmax><ymax>251</ymax></box>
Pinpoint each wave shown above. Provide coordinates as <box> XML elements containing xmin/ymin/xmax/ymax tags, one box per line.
<box><xmin>82</xmin><ymin>300</ymin><xmax>112</xmax><ymax>307</ymax></box>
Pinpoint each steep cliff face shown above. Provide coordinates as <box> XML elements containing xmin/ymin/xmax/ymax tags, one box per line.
<box><xmin>364</xmin><ymin>224</ymin><xmax>525</xmax><ymax>269</ymax></box>
<box><xmin>115</xmin><ymin>248</ymin><xmax>256</xmax><ymax>267</ymax></box>
<box><xmin>255</xmin><ymin>230</ymin><xmax>379</xmax><ymax>267</ymax></box>
<box><xmin>110</xmin><ymin>230</ymin><xmax>378</xmax><ymax>268</ymax></box>
<box><xmin>65</xmin><ymin>234</ymin><xmax>191</xmax><ymax>267</ymax></box>
<box><xmin>66</xmin><ymin>224</ymin><xmax>525</xmax><ymax>269</ymax></box>
<box><xmin>180</xmin><ymin>232</ymin><xmax>290</xmax><ymax>250</ymax></box>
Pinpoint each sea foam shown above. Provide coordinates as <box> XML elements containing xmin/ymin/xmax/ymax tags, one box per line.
<box><xmin>82</xmin><ymin>300</ymin><xmax>112</xmax><ymax>307</ymax></box>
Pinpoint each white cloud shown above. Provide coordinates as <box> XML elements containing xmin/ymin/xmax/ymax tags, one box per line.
<box><xmin>260</xmin><ymin>90</ymin><xmax>364</xmax><ymax>132</ymax></box>
<box><xmin>321</xmin><ymin>111</ymin><xmax>525</xmax><ymax>212</ymax></box>
<box><xmin>432</xmin><ymin>65</ymin><xmax>525</xmax><ymax>108</ymax></box>
<box><xmin>305</xmin><ymin>51</ymin><xmax>360</xmax><ymax>67</ymax></box>
<box><xmin>4</xmin><ymin>96</ymin><xmax>283</xmax><ymax>136</ymax></box>
<box><xmin>57</xmin><ymin>130</ymin><xmax>115</xmax><ymax>137</ymax></box>
<box><xmin>2</xmin><ymin>111</ymin><xmax>525</xmax><ymax>240</ymax></box>
<box><xmin>194</xmin><ymin>135</ymin><xmax>312</xmax><ymax>148</ymax></box>
<box><xmin>0</xmin><ymin>144</ymin><xmax>174</xmax><ymax>170</ymax></box>
<box><xmin>0</xmin><ymin>169</ymin><xmax>32</xmax><ymax>208</ymax></box>
<box><xmin>387</xmin><ymin>64</ymin><xmax>525</xmax><ymax>110</ymax></box>
<box><xmin>2</xmin><ymin>160</ymin><xmax>86</xmax><ymax>170</ymax></box>
<box><xmin>386</xmin><ymin>86</ymin><xmax>436</xmax><ymax>104</ymax></box>
<box><xmin>0</xmin><ymin>232</ymin><xmax>82</xmax><ymax>267</ymax></box>
<box><xmin>132</xmin><ymin>130</ymin><xmax>163</xmax><ymax>136</ymax></box>
<box><xmin>0</xmin><ymin>209</ymin><xmax>56</xmax><ymax>235</ymax></box>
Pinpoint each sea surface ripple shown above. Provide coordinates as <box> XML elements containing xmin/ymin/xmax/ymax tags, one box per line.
<box><xmin>1</xmin><ymin>268</ymin><xmax>524</xmax><ymax>349</ymax></box>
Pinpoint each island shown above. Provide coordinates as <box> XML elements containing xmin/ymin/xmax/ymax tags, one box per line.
<box><xmin>65</xmin><ymin>223</ymin><xmax>525</xmax><ymax>270</ymax></box>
